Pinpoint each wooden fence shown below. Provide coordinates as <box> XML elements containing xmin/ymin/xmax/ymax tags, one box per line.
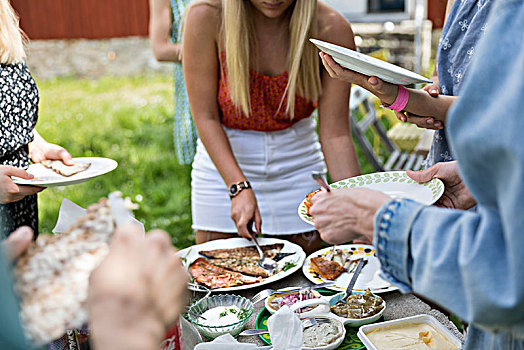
<box><xmin>11</xmin><ymin>0</ymin><xmax>150</xmax><ymax>40</ymax></box>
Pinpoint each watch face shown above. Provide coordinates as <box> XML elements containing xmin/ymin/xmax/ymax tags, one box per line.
<box><xmin>229</xmin><ymin>184</ymin><xmax>239</xmax><ymax>196</ymax></box>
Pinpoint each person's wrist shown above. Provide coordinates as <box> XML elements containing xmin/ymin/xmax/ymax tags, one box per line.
<box><xmin>381</xmin><ymin>85</ymin><xmax>409</xmax><ymax>111</ymax></box>
<box><xmin>90</xmin><ymin>300</ymin><xmax>164</xmax><ymax>350</ymax></box>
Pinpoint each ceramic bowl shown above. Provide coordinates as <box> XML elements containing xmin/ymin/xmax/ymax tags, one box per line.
<box><xmin>265</xmin><ymin>287</ymin><xmax>326</xmax><ymax>318</ymax></box>
<box><xmin>327</xmin><ymin>291</ymin><xmax>386</xmax><ymax>327</ymax></box>
<box><xmin>302</xmin><ymin>316</ymin><xmax>346</xmax><ymax>350</ymax></box>
<box><xmin>186</xmin><ymin>294</ymin><xmax>254</xmax><ymax>339</ymax></box>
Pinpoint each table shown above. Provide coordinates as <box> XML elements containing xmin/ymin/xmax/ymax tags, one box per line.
<box><xmin>225</xmin><ymin>270</ymin><xmax>464</xmax><ymax>346</ymax></box>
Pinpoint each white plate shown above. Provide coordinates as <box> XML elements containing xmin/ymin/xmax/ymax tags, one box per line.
<box><xmin>302</xmin><ymin>244</ymin><xmax>398</xmax><ymax>294</ymax></box>
<box><xmin>12</xmin><ymin>157</ymin><xmax>118</xmax><ymax>187</ymax></box>
<box><xmin>298</xmin><ymin>171</ymin><xmax>444</xmax><ymax>225</ymax></box>
<box><xmin>310</xmin><ymin>38</ymin><xmax>433</xmax><ymax>85</ymax></box>
<box><xmin>178</xmin><ymin>237</ymin><xmax>306</xmax><ymax>292</ymax></box>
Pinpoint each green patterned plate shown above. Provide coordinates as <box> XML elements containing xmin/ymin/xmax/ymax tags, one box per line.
<box><xmin>254</xmin><ymin>290</ymin><xmax>384</xmax><ymax>349</ymax></box>
<box><xmin>298</xmin><ymin>171</ymin><xmax>444</xmax><ymax>225</ymax></box>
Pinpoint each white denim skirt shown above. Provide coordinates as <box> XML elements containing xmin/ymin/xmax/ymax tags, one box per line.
<box><xmin>191</xmin><ymin>117</ymin><xmax>325</xmax><ymax>235</ymax></box>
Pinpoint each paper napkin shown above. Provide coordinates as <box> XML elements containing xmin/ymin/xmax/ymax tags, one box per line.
<box><xmin>267</xmin><ymin>306</ymin><xmax>303</xmax><ymax>350</ymax></box>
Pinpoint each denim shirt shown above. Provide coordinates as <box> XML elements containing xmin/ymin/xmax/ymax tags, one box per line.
<box><xmin>373</xmin><ymin>0</ymin><xmax>524</xmax><ymax>348</ymax></box>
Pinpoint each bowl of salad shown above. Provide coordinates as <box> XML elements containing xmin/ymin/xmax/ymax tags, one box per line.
<box><xmin>265</xmin><ymin>287</ymin><xmax>329</xmax><ymax>318</ymax></box>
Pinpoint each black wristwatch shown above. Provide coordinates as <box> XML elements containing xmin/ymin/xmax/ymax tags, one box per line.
<box><xmin>229</xmin><ymin>181</ymin><xmax>251</xmax><ymax>199</ymax></box>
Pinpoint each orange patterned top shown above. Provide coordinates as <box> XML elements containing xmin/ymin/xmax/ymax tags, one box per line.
<box><xmin>218</xmin><ymin>52</ymin><xmax>317</xmax><ymax>131</ymax></box>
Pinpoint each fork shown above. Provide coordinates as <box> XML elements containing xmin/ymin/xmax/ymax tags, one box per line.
<box><xmin>250</xmin><ymin>281</ymin><xmax>335</xmax><ymax>304</ymax></box>
<box><xmin>238</xmin><ymin>317</ymin><xmax>330</xmax><ymax>336</ymax></box>
<box><xmin>311</xmin><ymin>171</ymin><xmax>331</xmax><ymax>192</ymax></box>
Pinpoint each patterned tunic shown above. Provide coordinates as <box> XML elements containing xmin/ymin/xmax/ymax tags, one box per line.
<box><xmin>170</xmin><ymin>0</ymin><xmax>198</xmax><ymax>165</ymax></box>
<box><xmin>0</xmin><ymin>63</ymin><xmax>39</xmax><ymax>239</ymax></box>
<box><xmin>426</xmin><ymin>0</ymin><xmax>493</xmax><ymax>166</ymax></box>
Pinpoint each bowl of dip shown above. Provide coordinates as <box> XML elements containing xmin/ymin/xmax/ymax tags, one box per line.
<box><xmin>328</xmin><ymin>289</ymin><xmax>386</xmax><ymax>327</ymax></box>
<box><xmin>302</xmin><ymin>316</ymin><xmax>346</xmax><ymax>350</ymax></box>
<box><xmin>357</xmin><ymin>314</ymin><xmax>462</xmax><ymax>350</ymax></box>
<box><xmin>266</xmin><ymin>287</ymin><xmax>327</xmax><ymax>318</ymax></box>
<box><xmin>186</xmin><ymin>294</ymin><xmax>254</xmax><ymax>339</ymax></box>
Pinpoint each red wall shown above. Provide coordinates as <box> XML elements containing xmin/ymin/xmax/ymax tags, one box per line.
<box><xmin>11</xmin><ymin>0</ymin><xmax>150</xmax><ymax>40</ymax></box>
<box><xmin>427</xmin><ymin>0</ymin><xmax>447</xmax><ymax>29</ymax></box>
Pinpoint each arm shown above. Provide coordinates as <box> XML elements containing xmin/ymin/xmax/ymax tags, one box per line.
<box><xmin>149</xmin><ymin>0</ymin><xmax>182</xmax><ymax>62</ymax></box>
<box><xmin>182</xmin><ymin>4</ymin><xmax>261</xmax><ymax>237</ymax></box>
<box><xmin>320</xmin><ymin>53</ymin><xmax>456</xmax><ymax>124</ymax></box>
<box><xmin>88</xmin><ymin>225</ymin><xmax>187</xmax><ymax>350</ymax></box>
<box><xmin>316</xmin><ymin>4</ymin><xmax>361</xmax><ymax>181</ymax></box>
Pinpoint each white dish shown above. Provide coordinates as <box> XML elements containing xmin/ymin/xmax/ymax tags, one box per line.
<box><xmin>12</xmin><ymin>157</ymin><xmax>118</xmax><ymax>187</ymax></box>
<box><xmin>311</xmin><ymin>38</ymin><xmax>433</xmax><ymax>85</ymax></box>
<box><xmin>302</xmin><ymin>316</ymin><xmax>346</xmax><ymax>350</ymax></box>
<box><xmin>265</xmin><ymin>287</ymin><xmax>325</xmax><ymax>318</ymax></box>
<box><xmin>326</xmin><ymin>292</ymin><xmax>386</xmax><ymax>327</ymax></box>
<box><xmin>358</xmin><ymin>314</ymin><xmax>462</xmax><ymax>350</ymax></box>
<box><xmin>179</xmin><ymin>237</ymin><xmax>306</xmax><ymax>292</ymax></box>
<box><xmin>302</xmin><ymin>244</ymin><xmax>398</xmax><ymax>294</ymax></box>
<box><xmin>298</xmin><ymin>171</ymin><xmax>444</xmax><ymax>225</ymax></box>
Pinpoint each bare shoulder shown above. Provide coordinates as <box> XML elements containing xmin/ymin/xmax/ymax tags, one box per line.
<box><xmin>317</xmin><ymin>1</ymin><xmax>355</xmax><ymax>49</ymax></box>
<box><xmin>185</xmin><ymin>0</ymin><xmax>222</xmax><ymax>33</ymax></box>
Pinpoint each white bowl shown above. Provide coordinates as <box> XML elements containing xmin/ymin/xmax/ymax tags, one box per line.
<box><xmin>265</xmin><ymin>287</ymin><xmax>326</xmax><ymax>318</ymax></box>
<box><xmin>302</xmin><ymin>316</ymin><xmax>346</xmax><ymax>350</ymax></box>
<box><xmin>186</xmin><ymin>294</ymin><xmax>254</xmax><ymax>339</ymax></box>
<box><xmin>357</xmin><ymin>314</ymin><xmax>462</xmax><ymax>350</ymax></box>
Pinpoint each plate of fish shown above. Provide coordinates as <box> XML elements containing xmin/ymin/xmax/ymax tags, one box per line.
<box><xmin>178</xmin><ymin>237</ymin><xmax>306</xmax><ymax>292</ymax></box>
<box><xmin>302</xmin><ymin>244</ymin><xmax>397</xmax><ymax>294</ymax></box>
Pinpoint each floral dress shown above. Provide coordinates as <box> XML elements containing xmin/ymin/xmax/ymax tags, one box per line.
<box><xmin>0</xmin><ymin>63</ymin><xmax>39</xmax><ymax>239</ymax></box>
<box><xmin>170</xmin><ymin>0</ymin><xmax>197</xmax><ymax>165</ymax></box>
<box><xmin>426</xmin><ymin>0</ymin><xmax>493</xmax><ymax>166</ymax></box>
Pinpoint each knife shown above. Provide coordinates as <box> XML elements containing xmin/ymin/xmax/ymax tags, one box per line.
<box><xmin>342</xmin><ymin>258</ymin><xmax>367</xmax><ymax>302</ymax></box>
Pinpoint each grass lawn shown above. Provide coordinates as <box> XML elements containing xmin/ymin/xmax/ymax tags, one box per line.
<box><xmin>36</xmin><ymin>74</ymin><xmax>194</xmax><ymax>248</ymax></box>
<box><xmin>35</xmin><ymin>74</ymin><xmax>382</xmax><ymax>249</ymax></box>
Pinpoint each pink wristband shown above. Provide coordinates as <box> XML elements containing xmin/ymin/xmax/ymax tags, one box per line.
<box><xmin>381</xmin><ymin>85</ymin><xmax>409</xmax><ymax>111</ymax></box>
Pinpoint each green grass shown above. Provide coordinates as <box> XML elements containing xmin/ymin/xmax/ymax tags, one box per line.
<box><xmin>36</xmin><ymin>74</ymin><xmax>194</xmax><ymax>248</ymax></box>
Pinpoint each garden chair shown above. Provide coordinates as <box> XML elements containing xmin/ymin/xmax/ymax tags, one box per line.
<box><xmin>349</xmin><ymin>86</ymin><xmax>426</xmax><ymax>172</ymax></box>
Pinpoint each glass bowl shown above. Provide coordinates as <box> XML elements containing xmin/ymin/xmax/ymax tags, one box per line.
<box><xmin>187</xmin><ymin>294</ymin><xmax>254</xmax><ymax>339</ymax></box>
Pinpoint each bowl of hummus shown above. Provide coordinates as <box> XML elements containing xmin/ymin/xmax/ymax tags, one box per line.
<box><xmin>357</xmin><ymin>314</ymin><xmax>462</xmax><ymax>350</ymax></box>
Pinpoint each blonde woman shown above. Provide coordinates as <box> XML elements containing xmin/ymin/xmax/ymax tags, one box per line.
<box><xmin>0</xmin><ymin>1</ymin><xmax>72</xmax><ymax>239</ymax></box>
<box><xmin>183</xmin><ymin>0</ymin><xmax>360</xmax><ymax>253</ymax></box>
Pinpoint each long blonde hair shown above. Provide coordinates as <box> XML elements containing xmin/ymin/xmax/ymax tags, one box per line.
<box><xmin>0</xmin><ymin>0</ymin><xmax>26</xmax><ymax>64</ymax></box>
<box><xmin>223</xmin><ymin>0</ymin><xmax>321</xmax><ymax>118</ymax></box>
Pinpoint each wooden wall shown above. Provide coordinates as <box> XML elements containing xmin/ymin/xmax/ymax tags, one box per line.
<box><xmin>11</xmin><ymin>0</ymin><xmax>150</xmax><ymax>40</ymax></box>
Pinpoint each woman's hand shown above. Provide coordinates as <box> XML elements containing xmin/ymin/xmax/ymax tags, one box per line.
<box><xmin>88</xmin><ymin>224</ymin><xmax>188</xmax><ymax>350</ymax></box>
<box><xmin>320</xmin><ymin>52</ymin><xmax>398</xmax><ymax>105</ymax></box>
<box><xmin>394</xmin><ymin>77</ymin><xmax>444</xmax><ymax>129</ymax></box>
<box><xmin>230</xmin><ymin>189</ymin><xmax>262</xmax><ymax>239</ymax></box>
<box><xmin>0</xmin><ymin>165</ymin><xmax>44</xmax><ymax>203</ymax></box>
<box><xmin>29</xmin><ymin>130</ymin><xmax>73</xmax><ymax>165</ymax></box>
<box><xmin>407</xmin><ymin>161</ymin><xmax>476</xmax><ymax>210</ymax></box>
<box><xmin>309</xmin><ymin>188</ymin><xmax>390</xmax><ymax>244</ymax></box>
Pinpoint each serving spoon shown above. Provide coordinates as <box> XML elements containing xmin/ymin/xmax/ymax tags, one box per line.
<box><xmin>250</xmin><ymin>232</ymin><xmax>278</xmax><ymax>272</ymax></box>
